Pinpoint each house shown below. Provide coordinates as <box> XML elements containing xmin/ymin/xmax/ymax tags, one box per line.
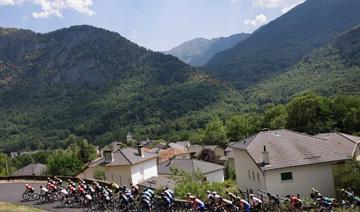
<box><xmin>315</xmin><ymin>132</ymin><xmax>360</xmax><ymax>160</ymax></box>
<box><xmin>77</xmin><ymin>144</ymin><xmax>158</xmax><ymax>186</ymax></box>
<box><xmin>231</xmin><ymin>129</ymin><xmax>349</xmax><ymax>198</ymax></box>
<box><xmin>157</xmin><ymin>158</ymin><xmax>225</xmax><ymax>182</ymax></box>
<box><xmin>220</xmin><ymin>142</ymin><xmax>235</xmax><ymax>169</ymax></box>
<box><xmin>11</xmin><ymin>163</ymin><xmax>47</xmax><ymax>176</ymax></box>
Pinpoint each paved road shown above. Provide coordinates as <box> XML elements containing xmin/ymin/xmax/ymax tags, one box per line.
<box><xmin>0</xmin><ymin>182</ymin><xmax>81</xmax><ymax>212</ymax></box>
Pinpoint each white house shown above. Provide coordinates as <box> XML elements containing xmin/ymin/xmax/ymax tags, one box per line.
<box><xmin>77</xmin><ymin>144</ymin><xmax>158</xmax><ymax>186</ymax></box>
<box><xmin>315</xmin><ymin>132</ymin><xmax>360</xmax><ymax>160</ymax></box>
<box><xmin>157</xmin><ymin>158</ymin><xmax>225</xmax><ymax>182</ymax></box>
<box><xmin>231</xmin><ymin>129</ymin><xmax>349</xmax><ymax>198</ymax></box>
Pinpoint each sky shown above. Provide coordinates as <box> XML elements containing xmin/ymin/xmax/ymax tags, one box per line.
<box><xmin>0</xmin><ymin>0</ymin><xmax>305</xmax><ymax>51</ymax></box>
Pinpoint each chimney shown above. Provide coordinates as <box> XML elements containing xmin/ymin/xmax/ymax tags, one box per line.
<box><xmin>262</xmin><ymin>145</ymin><xmax>270</xmax><ymax>165</ymax></box>
<box><xmin>103</xmin><ymin>149</ymin><xmax>113</xmax><ymax>163</ymax></box>
<box><xmin>156</xmin><ymin>156</ymin><xmax>160</xmax><ymax>165</ymax></box>
<box><xmin>138</xmin><ymin>144</ymin><xmax>144</xmax><ymax>157</ymax></box>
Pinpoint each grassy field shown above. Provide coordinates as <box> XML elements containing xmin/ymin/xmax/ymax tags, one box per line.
<box><xmin>0</xmin><ymin>202</ymin><xmax>46</xmax><ymax>212</ymax></box>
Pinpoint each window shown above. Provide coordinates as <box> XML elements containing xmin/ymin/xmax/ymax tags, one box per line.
<box><xmin>281</xmin><ymin>172</ymin><xmax>293</xmax><ymax>181</ymax></box>
<box><xmin>248</xmin><ymin>170</ymin><xmax>251</xmax><ymax>179</ymax></box>
<box><xmin>257</xmin><ymin>173</ymin><xmax>260</xmax><ymax>182</ymax></box>
<box><xmin>252</xmin><ymin>171</ymin><xmax>255</xmax><ymax>180</ymax></box>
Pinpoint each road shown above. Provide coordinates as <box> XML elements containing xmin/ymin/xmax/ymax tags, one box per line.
<box><xmin>0</xmin><ymin>182</ymin><xmax>81</xmax><ymax>212</ymax></box>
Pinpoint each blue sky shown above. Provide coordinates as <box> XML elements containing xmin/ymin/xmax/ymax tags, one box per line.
<box><xmin>0</xmin><ymin>0</ymin><xmax>304</xmax><ymax>51</ymax></box>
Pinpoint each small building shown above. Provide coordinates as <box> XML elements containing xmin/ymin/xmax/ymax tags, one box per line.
<box><xmin>157</xmin><ymin>158</ymin><xmax>225</xmax><ymax>182</ymax></box>
<box><xmin>315</xmin><ymin>132</ymin><xmax>360</xmax><ymax>160</ymax></box>
<box><xmin>11</xmin><ymin>164</ymin><xmax>47</xmax><ymax>176</ymax></box>
<box><xmin>231</xmin><ymin>129</ymin><xmax>349</xmax><ymax>198</ymax></box>
<box><xmin>77</xmin><ymin>145</ymin><xmax>158</xmax><ymax>186</ymax></box>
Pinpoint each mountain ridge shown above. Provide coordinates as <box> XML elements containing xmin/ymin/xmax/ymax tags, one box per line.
<box><xmin>166</xmin><ymin>33</ymin><xmax>250</xmax><ymax>67</ymax></box>
<box><xmin>204</xmin><ymin>0</ymin><xmax>360</xmax><ymax>89</ymax></box>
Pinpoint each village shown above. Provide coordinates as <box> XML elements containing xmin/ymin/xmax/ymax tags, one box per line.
<box><xmin>7</xmin><ymin>128</ymin><xmax>360</xmax><ymax>211</ymax></box>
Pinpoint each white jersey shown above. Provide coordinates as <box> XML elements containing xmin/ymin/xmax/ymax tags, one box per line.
<box><xmin>252</xmin><ymin>197</ymin><xmax>262</xmax><ymax>205</ymax></box>
<box><xmin>41</xmin><ymin>187</ymin><xmax>49</xmax><ymax>193</ymax></box>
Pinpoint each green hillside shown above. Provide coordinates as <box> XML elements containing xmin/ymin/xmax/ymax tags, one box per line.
<box><xmin>0</xmin><ymin>25</ymin><xmax>244</xmax><ymax>152</ymax></box>
<box><xmin>246</xmin><ymin>26</ymin><xmax>360</xmax><ymax>104</ymax></box>
<box><xmin>205</xmin><ymin>0</ymin><xmax>360</xmax><ymax>90</ymax></box>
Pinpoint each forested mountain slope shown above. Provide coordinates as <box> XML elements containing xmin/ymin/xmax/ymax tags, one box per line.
<box><xmin>0</xmin><ymin>25</ymin><xmax>243</xmax><ymax>152</ymax></box>
<box><xmin>205</xmin><ymin>0</ymin><xmax>360</xmax><ymax>89</ymax></box>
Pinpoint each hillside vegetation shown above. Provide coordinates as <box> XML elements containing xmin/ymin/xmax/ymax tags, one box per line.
<box><xmin>205</xmin><ymin>0</ymin><xmax>360</xmax><ymax>89</ymax></box>
<box><xmin>246</xmin><ymin>25</ymin><xmax>360</xmax><ymax>104</ymax></box>
<box><xmin>0</xmin><ymin>25</ymin><xmax>243</xmax><ymax>152</ymax></box>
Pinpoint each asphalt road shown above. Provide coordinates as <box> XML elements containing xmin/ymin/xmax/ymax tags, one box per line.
<box><xmin>0</xmin><ymin>182</ymin><xmax>81</xmax><ymax>212</ymax></box>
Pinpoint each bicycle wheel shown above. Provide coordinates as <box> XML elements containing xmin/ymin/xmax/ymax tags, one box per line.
<box><xmin>31</xmin><ymin>193</ymin><xmax>40</xmax><ymax>200</ymax></box>
<box><xmin>22</xmin><ymin>193</ymin><xmax>30</xmax><ymax>201</ymax></box>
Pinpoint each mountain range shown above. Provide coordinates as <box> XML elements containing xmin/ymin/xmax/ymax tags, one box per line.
<box><xmin>1</xmin><ymin>0</ymin><xmax>360</xmax><ymax>152</ymax></box>
<box><xmin>165</xmin><ymin>33</ymin><xmax>250</xmax><ymax>67</ymax></box>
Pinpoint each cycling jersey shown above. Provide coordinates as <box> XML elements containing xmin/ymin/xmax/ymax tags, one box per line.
<box><xmin>241</xmin><ymin>199</ymin><xmax>251</xmax><ymax>212</ymax></box>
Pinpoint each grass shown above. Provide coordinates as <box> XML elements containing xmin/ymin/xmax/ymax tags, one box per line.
<box><xmin>0</xmin><ymin>202</ymin><xmax>46</xmax><ymax>212</ymax></box>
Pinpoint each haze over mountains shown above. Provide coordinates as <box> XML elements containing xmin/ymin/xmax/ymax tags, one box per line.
<box><xmin>1</xmin><ymin>0</ymin><xmax>360</xmax><ymax>152</ymax></box>
<box><xmin>165</xmin><ymin>33</ymin><xmax>250</xmax><ymax>67</ymax></box>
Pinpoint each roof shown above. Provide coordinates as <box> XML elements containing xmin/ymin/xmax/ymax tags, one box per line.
<box><xmin>175</xmin><ymin>141</ymin><xmax>190</xmax><ymax>148</ymax></box>
<box><xmin>231</xmin><ymin>129</ymin><xmax>349</xmax><ymax>171</ymax></box>
<box><xmin>138</xmin><ymin>176</ymin><xmax>175</xmax><ymax>190</ymax></box>
<box><xmin>157</xmin><ymin>159</ymin><xmax>225</xmax><ymax>175</ymax></box>
<box><xmin>188</xmin><ymin>145</ymin><xmax>203</xmax><ymax>154</ymax></box>
<box><xmin>203</xmin><ymin>145</ymin><xmax>223</xmax><ymax>151</ymax></box>
<box><xmin>88</xmin><ymin>148</ymin><xmax>157</xmax><ymax>167</ymax></box>
<box><xmin>158</xmin><ymin>148</ymin><xmax>190</xmax><ymax>163</ymax></box>
<box><xmin>168</xmin><ymin>143</ymin><xmax>188</xmax><ymax>151</ymax></box>
<box><xmin>11</xmin><ymin>164</ymin><xmax>47</xmax><ymax>176</ymax></box>
<box><xmin>315</xmin><ymin>132</ymin><xmax>359</xmax><ymax>157</ymax></box>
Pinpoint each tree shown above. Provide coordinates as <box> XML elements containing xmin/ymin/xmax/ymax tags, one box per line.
<box><xmin>69</xmin><ymin>140</ymin><xmax>97</xmax><ymax>164</ymax></box>
<box><xmin>226</xmin><ymin>115</ymin><xmax>259</xmax><ymax>141</ymax></box>
<box><xmin>46</xmin><ymin>150</ymin><xmax>83</xmax><ymax>176</ymax></box>
<box><xmin>263</xmin><ymin>105</ymin><xmax>288</xmax><ymax>129</ymax></box>
<box><xmin>334</xmin><ymin>160</ymin><xmax>360</xmax><ymax>195</ymax></box>
<box><xmin>286</xmin><ymin>93</ymin><xmax>334</xmax><ymax>134</ymax></box>
<box><xmin>201</xmin><ymin>118</ymin><xmax>227</xmax><ymax>146</ymax></box>
<box><xmin>198</xmin><ymin>149</ymin><xmax>218</xmax><ymax>163</ymax></box>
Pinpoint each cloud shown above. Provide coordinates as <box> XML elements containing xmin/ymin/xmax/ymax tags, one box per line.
<box><xmin>244</xmin><ymin>14</ymin><xmax>267</xmax><ymax>27</ymax></box>
<box><xmin>0</xmin><ymin>0</ymin><xmax>16</xmax><ymax>5</ymax></box>
<box><xmin>230</xmin><ymin>0</ymin><xmax>239</xmax><ymax>3</ymax></box>
<box><xmin>32</xmin><ymin>0</ymin><xmax>95</xmax><ymax>18</ymax></box>
<box><xmin>0</xmin><ymin>0</ymin><xmax>95</xmax><ymax>18</ymax></box>
<box><xmin>253</xmin><ymin>0</ymin><xmax>304</xmax><ymax>13</ymax></box>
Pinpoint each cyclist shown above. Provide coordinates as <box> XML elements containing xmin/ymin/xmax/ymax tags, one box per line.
<box><xmin>161</xmin><ymin>188</ymin><xmax>174</xmax><ymax>208</ymax></box>
<box><xmin>188</xmin><ymin>194</ymin><xmax>205</xmax><ymax>212</ymax></box>
<box><xmin>267</xmin><ymin>192</ymin><xmax>280</xmax><ymax>209</ymax></box>
<box><xmin>111</xmin><ymin>181</ymin><xmax>120</xmax><ymax>193</ymax></box>
<box><xmin>129</xmin><ymin>183</ymin><xmax>138</xmax><ymax>195</ymax></box>
<box><xmin>240</xmin><ymin>198</ymin><xmax>251</xmax><ymax>212</ymax></box>
<box><xmin>53</xmin><ymin>176</ymin><xmax>63</xmax><ymax>186</ymax></box>
<box><xmin>250</xmin><ymin>194</ymin><xmax>262</xmax><ymax>211</ymax></box>
<box><xmin>286</xmin><ymin>195</ymin><xmax>302</xmax><ymax>209</ymax></box>
<box><xmin>25</xmin><ymin>184</ymin><xmax>35</xmax><ymax>193</ymax></box>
